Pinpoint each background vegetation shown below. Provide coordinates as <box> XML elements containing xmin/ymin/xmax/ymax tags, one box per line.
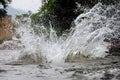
<box><xmin>31</xmin><ymin>0</ymin><xmax>120</xmax><ymax>35</ymax></box>
<box><xmin>0</xmin><ymin>0</ymin><xmax>11</xmax><ymax>18</ymax></box>
<box><xmin>0</xmin><ymin>0</ymin><xmax>12</xmax><ymax>43</ymax></box>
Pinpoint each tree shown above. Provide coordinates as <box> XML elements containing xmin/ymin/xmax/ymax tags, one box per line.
<box><xmin>31</xmin><ymin>0</ymin><xmax>77</xmax><ymax>35</ymax></box>
<box><xmin>53</xmin><ymin>0</ymin><xmax>77</xmax><ymax>31</ymax></box>
<box><xmin>31</xmin><ymin>0</ymin><xmax>56</xmax><ymax>28</ymax></box>
<box><xmin>0</xmin><ymin>0</ymin><xmax>12</xmax><ymax>18</ymax></box>
<box><xmin>31</xmin><ymin>0</ymin><xmax>120</xmax><ymax>35</ymax></box>
<box><xmin>0</xmin><ymin>0</ymin><xmax>11</xmax><ymax>8</ymax></box>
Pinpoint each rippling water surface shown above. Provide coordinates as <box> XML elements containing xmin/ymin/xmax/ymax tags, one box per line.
<box><xmin>0</xmin><ymin>50</ymin><xmax>120</xmax><ymax>80</ymax></box>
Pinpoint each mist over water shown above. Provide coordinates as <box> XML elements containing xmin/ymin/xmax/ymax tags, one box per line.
<box><xmin>12</xmin><ymin>3</ymin><xmax>120</xmax><ymax>64</ymax></box>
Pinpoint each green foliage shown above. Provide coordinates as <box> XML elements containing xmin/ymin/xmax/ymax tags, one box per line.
<box><xmin>22</xmin><ymin>14</ymin><xmax>29</xmax><ymax>17</ymax></box>
<box><xmin>0</xmin><ymin>0</ymin><xmax>12</xmax><ymax>18</ymax></box>
<box><xmin>16</xmin><ymin>13</ymin><xmax>30</xmax><ymax>19</ymax></box>
<box><xmin>16</xmin><ymin>13</ymin><xmax>30</xmax><ymax>24</ymax></box>
<box><xmin>16</xmin><ymin>15</ymin><xmax>22</xmax><ymax>19</ymax></box>
<box><xmin>31</xmin><ymin>0</ymin><xmax>56</xmax><ymax>27</ymax></box>
<box><xmin>0</xmin><ymin>9</ymin><xmax>7</xmax><ymax>18</ymax></box>
<box><xmin>31</xmin><ymin>0</ymin><xmax>77</xmax><ymax>35</ymax></box>
<box><xmin>31</xmin><ymin>0</ymin><xmax>120</xmax><ymax>35</ymax></box>
<box><xmin>53</xmin><ymin>0</ymin><xmax>77</xmax><ymax>31</ymax></box>
<box><xmin>40</xmin><ymin>0</ymin><xmax>56</xmax><ymax>16</ymax></box>
<box><xmin>0</xmin><ymin>0</ymin><xmax>11</xmax><ymax>8</ymax></box>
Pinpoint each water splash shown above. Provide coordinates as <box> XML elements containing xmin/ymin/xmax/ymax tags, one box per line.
<box><xmin>64</xmin><ymin>3</ymin><xmax>110</xmax><ymax>59</ymax></box>
<box><xmin>13</xmin><ymin>3</ymin><xmax>120</xmax><ymax>63</ymax></box>
<box><xmin>14</xmin><ymin>18</ymin><xmax>64</xmax><ymax>64</ymax></box>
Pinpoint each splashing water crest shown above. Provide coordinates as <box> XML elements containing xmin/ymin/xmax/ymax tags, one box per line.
<box><xmin>14</xmin><ymin>19</ymin><xmax>65</xmax><ymax>64</ymax></box>
<box><xmin>12</xmin><ymin>3</ymin><xmax>120</xmax><ymax>64</ymax></box>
